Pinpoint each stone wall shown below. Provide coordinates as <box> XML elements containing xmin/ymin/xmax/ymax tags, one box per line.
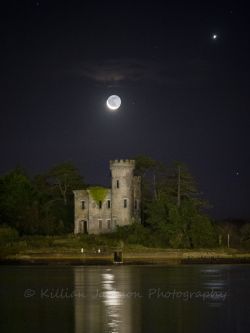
<box><xmin>73</xmin><ymin>190</ymin><xmax>89</xmax><ymax>234</ymax></box>
<box><xmin>88</xmin><ymin>189</ymin><xmax>112</xmax><ymax>234</ymax></box>
<box><xmin>74</xmin><ymin>189</ymin><xmax>112</xmax><ymax>234</ymax></box>
<box><xmin>133</xmin><ymin>176</ymin><xmax>141</xmax><ymax>222</ymax></box>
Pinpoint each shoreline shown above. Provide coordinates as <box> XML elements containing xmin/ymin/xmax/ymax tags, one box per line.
<box><xmin>2</xmin><ymin>251</ymin><xmax>250</xmax><ymax>265</ymax></box>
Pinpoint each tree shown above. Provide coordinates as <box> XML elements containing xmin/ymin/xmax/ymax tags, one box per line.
<box><xmin>41</xmin><ymin>162</ymin><xmax>86</xmax><ymax>233</ymax></box>
<box><xmin>12</xmin><ymin>163</ymin><xmax>30</xmax><ymax>179</ymax></box>
<box><xmin>0</xmin><ymin>162</ymin><xmax>86</xmax><ymax>235</ymax></box>
<box><xmin>46</xmin><ymin>162</ymin><xmax>85</xmax><ymax>205</ymax></box>
<box><xmin>18</xmin><ymin>201</ymin><xmax>41</xmax><ymax>235</ymax></box>
<box><xmin>131</xmin><ymin>155</ymin><xmax>166</xmax><ymax>225</ymax></box>
<box><xmin>145</xmin><ymin>194</ymin><xmax>190</xmax><ymax>248</ymax></box>
<box><xmin>160</xmin><ymin>161</ymin><xmax>209</xmax><ymax>208</ymax></box>
<box><xmin>132</xmin><ymin>155</ymin><xmax>165</xmax><ymax>177</ymax></box>
<box><xmin>188</xmin><ymin>213</ymin><xmax>217</xmax><ymax>248</ymax></box>
<box><xmin>146</xmin><ymin>195</ymin><xmax>217</xmax><ymax>248</ymax></box>
<box><xmin>0</xmin><ymin>172</ymin><xmax>36</xmax><ymax>230</ymax></box>
<box><xmin>0</xmin><ymin>169</ymin><xmax>55</xmax><ymax>235</ymax></box>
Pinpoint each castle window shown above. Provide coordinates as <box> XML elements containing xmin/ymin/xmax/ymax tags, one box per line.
<box><xmin>99</xmin><ymin>220</ymin><xmax>102</xmax><ymax>229</ymax></box>
<box><xmin>124</xmin><ymin>199</ymin><xmax>127</xmax><ymax>208</ymax></box>
<box><xmin>117</xmin><ymin>180</ymin><xmax>119</xmax><ymax>188</ymax></box>
<box><xmin>99</xmin><ymin>200</ymin><xmax>102</xmax><ymax>209</ymax></box>
<box><xmin>107</xmin><ymin>220</ymin><xmax>111</xmax><ymax>228</ymax></box>
<box><xmin>108</xmin><ymin>200</ymin><xmax>111</xmax><ymax>209</ymax></box>
<box><xmin>134</xmin><ymin>200</ymin><xmax>137</xmax><ymax>210</ymax></box>
<box><xmin>81</xmin><ymin>201</ymin><xmax>85</xmax><ymax>210</ymax></box>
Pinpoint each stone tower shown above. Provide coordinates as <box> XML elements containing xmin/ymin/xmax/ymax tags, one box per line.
<box><xmin>110</xmin><ymin>159</ymin><xmax>140</xmax><ymax>226</ymax></box>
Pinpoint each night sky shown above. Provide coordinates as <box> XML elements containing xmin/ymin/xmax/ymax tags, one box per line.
<box><xmin>1</xmin><ymin>0</ymin><xmax>250</xmax><ymax>220</ymax></box>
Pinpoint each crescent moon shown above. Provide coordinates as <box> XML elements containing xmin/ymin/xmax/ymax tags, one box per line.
<box><xmin>107</xmin><ymin>100</ymin><xmax>118</xmax><ymax>110</ymax></box>
<box><xmin>106</xmin><ymin>95</ymin><xmax>121</xmax><ymax>110</ymax></box>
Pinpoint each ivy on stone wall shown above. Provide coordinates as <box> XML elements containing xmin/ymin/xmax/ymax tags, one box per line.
<box><xmin>88</xmin><ymin>187</ymin><xmax>108</xmax><ymax>204</ymax></box>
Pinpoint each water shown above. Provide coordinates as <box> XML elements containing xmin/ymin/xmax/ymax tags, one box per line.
<box><xmin>1</xmin><ymin>265</ymin><xmax>250</xmax><ymax>333</ymax></box>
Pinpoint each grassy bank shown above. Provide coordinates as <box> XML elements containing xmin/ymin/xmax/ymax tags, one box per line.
<box><xmin>1</xmin><ymin>232</ymin><xmax>249</xmax><ymax>260</ymax></box>
<box><xmin>1</xmin><ymin>222</ymin><xmax>250</xmax><ymax>262</ymax></box>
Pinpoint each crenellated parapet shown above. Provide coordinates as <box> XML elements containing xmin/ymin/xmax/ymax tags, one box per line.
<box><xmin>110</xmin><ymin>159</ymin><xmax>135</xmax><ymax>168</ymax></box>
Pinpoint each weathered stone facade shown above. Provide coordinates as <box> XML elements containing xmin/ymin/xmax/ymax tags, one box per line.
<box><xmin>74</xmin><ymin>159</ymin><xmax>141</xmax><ymax>234</ymax></box>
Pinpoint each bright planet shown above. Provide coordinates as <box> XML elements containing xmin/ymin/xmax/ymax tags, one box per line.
<box><xmin>107</xmin><ymin>95</ymin><xmax>121</xmax><ymax>110</ymax></box>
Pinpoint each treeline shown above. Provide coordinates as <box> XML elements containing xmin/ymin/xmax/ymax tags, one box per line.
<box><xmin>131</xmin><ymin>155</ymin><xmax>250</xmax><ymax>249</ymax></box>
<box><xmin>0</xmin><ymin>156</ymin><xmax>250</xmax><ymax>250</ymax></box>
<box><xmin>0</xmin><ymin>162</ymin><xmax>86</xmax><ymax>235</ymax></box>
<box><xmin>131</xmin><ymin>155</ymin><xmax>218</xmax><ymax>248</ymax></box>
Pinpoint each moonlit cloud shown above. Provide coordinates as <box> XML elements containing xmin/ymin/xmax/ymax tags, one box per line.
<box><xmin>67</xmin><ymin>58</ymin><xmax>222</xmax><ymax>87</ymax></box>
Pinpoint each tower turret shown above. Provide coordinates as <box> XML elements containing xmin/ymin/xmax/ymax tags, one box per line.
<box><xmin>110</xmin><ymin>159</ymin><xmax>136</xmax><ymax>226</ymax></box>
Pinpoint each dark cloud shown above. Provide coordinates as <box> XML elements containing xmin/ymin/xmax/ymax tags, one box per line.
<box><xmin>67</xmin><ymin>58</ymin><xmax>223</xmax><ymax>87</ymax></box>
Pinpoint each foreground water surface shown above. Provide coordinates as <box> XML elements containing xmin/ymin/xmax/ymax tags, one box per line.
<box><xmin>1</xmin><ymin>264</ymin><xmax>250</xmax><ymax>332</ymax></box>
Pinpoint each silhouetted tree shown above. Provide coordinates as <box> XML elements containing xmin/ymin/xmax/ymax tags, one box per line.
<box><xmin>46</xmin><ymin>162</ymin><xmax>85</xmax><ymax>205</ymax></box>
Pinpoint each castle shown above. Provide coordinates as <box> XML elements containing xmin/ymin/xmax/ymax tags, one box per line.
<box><xmin>73</xmin><ymin>159</ymin><xmax>141</xmax><ymax>234</ymax></box>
